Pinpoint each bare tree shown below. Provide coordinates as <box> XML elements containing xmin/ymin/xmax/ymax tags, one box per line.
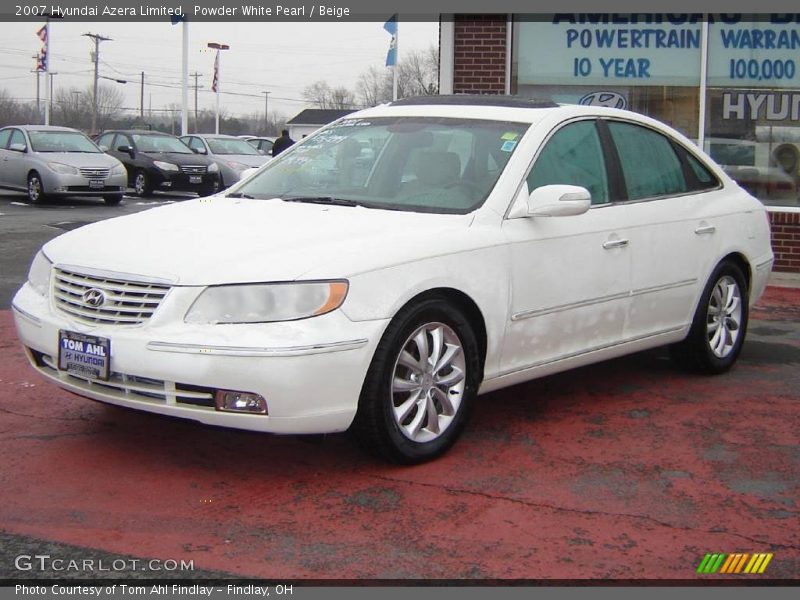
<box><xmin>303</xmin><ymin>81</ymin><xmax>356</xmax><ymax>110</ymax></box>
<box><xmin>0</xmin><ymin>89</ymin><xmax>39</xmax><ymax>127</ymax></box>
<box><xmin>94</xmin><ymin>83</ymin><xmax>125</xmax><ymax>132</ymax></box>
<box><xmin>355</xmin><ymin>45</ymin><xmax>440</xmax><ymax>108</ymax></box>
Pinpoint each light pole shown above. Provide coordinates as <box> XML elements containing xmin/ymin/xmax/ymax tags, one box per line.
<box><xmin>207</xmin><ymin>42</ymin><xmax>229</xmax><ymax>134</ymax></box>
<box><xmin>82</xmin><ymin>32</ymin><xmax>112</xmax><ymax>134</ymax></box>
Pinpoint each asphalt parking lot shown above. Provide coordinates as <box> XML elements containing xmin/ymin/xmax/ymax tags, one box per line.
<box><xmin>0</xmin><ymin>192</ymin><xmax>798</xmax><ymax>581</ymax></box>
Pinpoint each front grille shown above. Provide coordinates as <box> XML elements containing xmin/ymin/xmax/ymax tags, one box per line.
<box><xmin>179</xmin><ymin>165</ymin><xmax>207</xmax><ymax>175</ymax></box>
<box><xmin>79</xmin><ymin>167</ymin><xmax>110</xmax><ymax>178</ymax></box>
<box><xmin>53</xmin><ymin>268</ymin><xmax>171</xmax><ymax>326</ymax></box>
<box><xmin>34</xmin><ymin>351</ymin><xmax>215</xmax><ymax>408</ymax></box>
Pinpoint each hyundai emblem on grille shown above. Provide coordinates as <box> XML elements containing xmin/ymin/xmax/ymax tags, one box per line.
<box><xmin>81</xmin><ymin>288</ymin><xmax>107</xmax><ymax>308</ymax></box>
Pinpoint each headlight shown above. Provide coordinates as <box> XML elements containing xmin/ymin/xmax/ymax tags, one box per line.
<box><xmin>224</xmin><ymin>161</ymin><xmax>249</xmax><ymax>172</ymax></box>
<box><xmin>185</xmin><ymin>281</ymin><xmax>349</xmax><ymax>324</ymax></box>
<box><xmin>110</xmin><ymin>163</ymin><xmax>126</xmax><ymax>175</ymax></box>
<box><xmin>27</xmin><ymin>251</ymin><xmax>52</xmax><ymax>296</ymax></box>
<box><xmin>153</xmin><ymin>161</ymin><xmax>179</xmax><ymax>172</ymax></box>
<box><xmin>48</xmin><ymin>162</ymin><xmax>79</xmax><ymax>175</ymax></box>
<box><xmin>208</xmin><ymin>162</ymin><xmax>219</xmax><ymax>173</ymax></box>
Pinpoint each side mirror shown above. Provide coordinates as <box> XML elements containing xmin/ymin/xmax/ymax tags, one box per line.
<box><xmin>238</xmin><ymin>167</ymin><xmax>259</xmax><ymax>182</ymax></box>
<box><xmin>528</xmin><ymin>184</ymin><xmax>591</xmax><ymax>217</ymax></box>
<box><xmin>99</xmin><ymin>145</ymin><xmax>109</xmax><ymax>152</ymax></box>
<box><xmin>9</xmin><ymin>143</ymin><xmax>27</xmax><ymax>153</ymax></box>
<box><xmin>191</xmin><ymin>147</ymin><xmax>207</xmax><ymax>155</ymax></box>
<box><xmin>117</xmin><ymin>145</ymin><xmax>135</xmax><ymax>158</ymax></box>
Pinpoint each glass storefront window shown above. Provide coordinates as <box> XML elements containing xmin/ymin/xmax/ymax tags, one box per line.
<box><xmin>511</xmin><ymin>14</ymin><xmax>800</xmax><ymax>206</ymax></box>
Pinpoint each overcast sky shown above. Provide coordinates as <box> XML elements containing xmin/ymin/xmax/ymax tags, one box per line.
<box><xmin>1</xmin><ymin>19</ymin><xmax>440</xmax><ymax>121</ymax></box>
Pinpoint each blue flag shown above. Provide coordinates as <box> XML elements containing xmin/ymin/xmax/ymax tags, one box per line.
<box><xmin>384</xmin><ymin>15</ymin><xmax>397</xmax><ymax>67</ymax></box>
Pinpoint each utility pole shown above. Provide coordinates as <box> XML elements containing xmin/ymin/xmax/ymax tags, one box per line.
<box><xmin>262</xmin><ymin>90</ymin><xmax>270</xmax><ymax>134</ymax></box>
<box><xmin>82</xmin><ymin>32</ymin><xmax>112</xmax><ymax>134</ymax></box>
<box><xmin>190</xmin><ymin>72</ymin><xmax>202</xmax><ymax>132</ymax></box>
<box><xmin>31</xmin><ymin>55</ymin><xmax>42</xmax><ymax>123</ymax></box>
<box><xmin>48</xmin><ymin>72</ymin><xmax>57</xmax><ymax>121</ymax></box>
<box><xmin>140</xmin><ymin>71</ymin><xmax>144</xmax><ymax>120</ymax></box>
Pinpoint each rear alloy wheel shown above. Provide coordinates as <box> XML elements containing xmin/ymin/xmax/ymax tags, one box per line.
<box><xmin>353</xmin><ymin>298</ymin><xmax>480</xmax><ymax>463</ymax></box>
<box><xmin>670</xmin><ymin>261</ymin><xmax>749</xmax><ymax>374</ymax></box>
<box><xmin>133</xmin><ymin>170</ymin><xmax>152</xmax><ymax>197</ymax></box>
<box><xmin>27</xmin><ymin>172</ymin><xmax>47</xmax><ymax>204</ymax></box>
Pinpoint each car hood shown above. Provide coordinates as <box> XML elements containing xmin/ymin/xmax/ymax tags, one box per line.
<box><xmin>43</xmin><ymin>198</ymin><xmax>475</xmax><ymax>285</ymax></box>
<box><xmin>140</xmin><ymin>152</ymin><xmax>213</xmax><ymax>166</ymax></box>
<box><xmin>213</xmin><ymin>154</ymin><xmax>269</xmax><ymax>167</ymax></box>
<box><xmin>34</xmin><ymin>152</ymin><xmax>123</xmax><ymax>169</ymax></box>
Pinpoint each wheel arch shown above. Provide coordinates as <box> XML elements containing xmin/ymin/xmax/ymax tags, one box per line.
<box><xmin>27</xmin><ymin>169</ymin><xmax>46</xmax><ymax>193</ymax></box>
<box><xmin>392</xmin><ymin>287</ymin><xmax>488</xmax><ymax>381</ymax></box>
<box><xmin>719</xmin><ymin>251</ymin><xmax>752</xmax><ymax>291</ymax></box>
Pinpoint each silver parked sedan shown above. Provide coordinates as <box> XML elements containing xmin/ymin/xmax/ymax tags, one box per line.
<box><xmin>179</xmin><ymin>134</ymin><xmax>269</xmax><ymax>189</ymax></box>
<box><xmin>0</xmin><ymin>125</ymin><xmax>128</xmax><ymax>205</ymax></box>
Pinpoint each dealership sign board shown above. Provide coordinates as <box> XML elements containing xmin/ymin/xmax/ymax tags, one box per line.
<box><xmin>517</xmin><ymin>14</ymin><xmax>800</xmax><ymax>89</ymax></box>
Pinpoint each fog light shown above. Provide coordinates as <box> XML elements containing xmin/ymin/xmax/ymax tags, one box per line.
<box><xmin>160</xmin><ymin>181</ymin><xmax>173</xmax><ymax>187</ymax></box>
<box><xmin>215</xmin><ymin>390</ymin><xmax>267</xmax><ymax>414</ymax></box>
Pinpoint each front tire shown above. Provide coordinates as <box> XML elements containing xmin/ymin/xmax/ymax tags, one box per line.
<box><xmin>103</xmin><ymin>194</ymin><xmax>123</xmax><ymax>206</ymax></box>
<box><xmin>27</xmin><ymin>172</ymin><xmax>47</xmax><ymax>204</ymax></box>
<box><xmin>352</xmin><ymin>297</ymin><xmax>481</xmax><ymax>464</ymax></box>
<box><xmin>133</xmin><ymin>170</ymin><xmax>152</xmax><ymax>197</ymax></box>
<box><xmin>670</xmin><ymin>261</ymin><xmax>749</xmax><ymax>374</ymax></box>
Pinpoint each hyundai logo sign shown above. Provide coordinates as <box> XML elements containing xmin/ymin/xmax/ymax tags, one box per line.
<box><xmin>579</xmin><ymin>91</ymin><xmax>627</xmax><ymax>110</ymax></box>
<box><xmin>81</xmin><ymin>288</ymin><xmax>107</xmax><ymax>308</ymax></box>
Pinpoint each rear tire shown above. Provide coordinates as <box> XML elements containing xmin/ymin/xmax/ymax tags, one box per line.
<box><xmin>103</xmin><ymin>194</ymin><xmax>123</xmax><ymax>206</ymax></box>
<box><xmin>27</xmin><ymin>172</ymin><xmax>47</xmax><ymax>204</ymax></box>
<box><xmin>670</xmin><ymin>261</ymin><xmax>749</xmax><ymax>374</ymax></box>
<box><xmin>352</xmin><ymin>297</ymin><xmax>481</xmax><ymax>464</ymax></box>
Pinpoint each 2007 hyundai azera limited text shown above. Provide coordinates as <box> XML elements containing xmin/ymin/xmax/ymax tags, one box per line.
<box><xmin>13</xmin><ymin>97</ymin><xmax>773</xmax><ymax>463</ymax></box>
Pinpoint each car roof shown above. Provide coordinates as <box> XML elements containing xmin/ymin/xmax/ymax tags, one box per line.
<box><xmin>103</xmin><ymin>130</ymin><xmax>178</xmax><ymax>136</ymax></box>
<box><xmin>389</xmin><ymin>95</ymin><xmax>558</xmax><ymax>109</ymax></box>
<box><xmin>4</xmin><ymin>125</ymin><xmax>83</xmax><ymax>133</ymax></box>
<box><xmin>191</xmin><ymin>134</ymin><xmax>241</xmax><ymax>139</ymax></box>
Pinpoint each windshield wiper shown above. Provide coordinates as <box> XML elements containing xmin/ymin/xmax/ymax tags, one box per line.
<box><xmin>281</xmin><ymin>196</ymin><xmax>361</xmax><ymax>207</ymax></box>
<box><xmin>226</xmin><ymin>192</ymin><xmax>256</xmax><ymax>199</ymax></box>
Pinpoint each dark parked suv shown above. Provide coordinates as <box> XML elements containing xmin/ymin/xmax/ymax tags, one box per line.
<box><xmin>96</xmin><ymin>130</ymin><xmax>220</xmax><ymax>197</ymax></box>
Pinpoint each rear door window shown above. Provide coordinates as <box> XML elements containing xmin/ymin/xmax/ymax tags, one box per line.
<box><xmin>607</xmin><ymin>121</ymin><xmax>688</xmax><ymax>200</ymax></box>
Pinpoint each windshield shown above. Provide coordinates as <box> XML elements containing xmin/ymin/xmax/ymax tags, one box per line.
<box><xmin>133</xmin><ymin>134</ymin><xmax>192</xmax><ymax>154</ymax></box>
<box><xmin>206</xmin><ymin>137</ymin><xmax>261</xmax><ymax>155</ymax></box>
<box><xmin>29</xmin><ymin>131</ymin><xmax>101</xmax><ymax>153</ymax></box>
<box><xmin>234</xmin><ymin>117</ymin><xmax>529</xmax><ymax>214</ymax></box>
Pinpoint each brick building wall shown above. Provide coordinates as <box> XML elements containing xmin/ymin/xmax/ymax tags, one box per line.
<box><xmin>453</xmin><ymin>15</ymin><xmax>507</xmax><ymax>94</ymax></box>
<box><xmin>769</xmin><ymin>211</ymin><xmax>800</xmax><ymax>272</ymax></box>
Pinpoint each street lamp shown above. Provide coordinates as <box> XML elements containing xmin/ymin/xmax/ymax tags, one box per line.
<box><xmin>207</xmin><ymin>42</ymin><xmax>229</xmax><ymax>134</ymax></box>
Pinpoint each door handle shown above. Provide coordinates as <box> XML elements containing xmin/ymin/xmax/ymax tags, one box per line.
<box><xmin>694</xmin><ymin>224</ymin><xmax>716</xmax><ymax>235</ymax></box>
<box><xmin>603</xmin><ymin>238</ymin><xmax>629</xmax><ymax>250</ymax></box>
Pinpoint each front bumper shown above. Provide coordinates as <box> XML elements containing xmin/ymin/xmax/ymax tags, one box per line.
<box><xmin>151</xmin><ymin>170</ymin><xmax>220</xmax><ymax>193</ymax></box>
<box><xmin>12</xmin><ymin>282</ymin><xmax>388</xmax><ymax>434</ymax></box>
<box><xmin>46</xmin><ymin>171</ymin><xmax>127</xmax><ymax>196</ymax></box>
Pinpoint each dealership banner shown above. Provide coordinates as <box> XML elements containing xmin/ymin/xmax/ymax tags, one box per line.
<box><xmin>517</xmin><ymin>14</ymin><xmax>800</xmax><ymax>88</ymax></box>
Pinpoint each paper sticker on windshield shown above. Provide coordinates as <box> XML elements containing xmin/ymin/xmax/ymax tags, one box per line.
<box><xmin>501</xmin><ymin>140</ymin><xmax>517</xmax><ymax>152</ymax></box>
<box><xmin>501</xmin><ymin>132</ymin><xmax>519</xmax><ymax>141</ymax></box>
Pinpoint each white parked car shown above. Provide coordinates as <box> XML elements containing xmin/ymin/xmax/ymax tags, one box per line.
<box><xmin>12</xmin><ymin>97</ymin><xmax>773</xmax><ymax>463</ymax></box>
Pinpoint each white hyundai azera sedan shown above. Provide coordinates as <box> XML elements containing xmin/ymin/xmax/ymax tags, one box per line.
<box><xmin>12</xmin><ymin>97</ymin><xmax>773</xmax><ymax>463</ymax></box>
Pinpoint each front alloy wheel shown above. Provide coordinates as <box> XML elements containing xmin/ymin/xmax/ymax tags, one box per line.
<box><xmin>391</xmin><ymin>322</ymin><xmax>466</xmax><ymax>443</ymax></box>
<box><xmin>27</xmin><ymin>173</ymin><xmax>46</xmax><ymax>204</ymax></box>
<box><xmin>133</xmin><ymin>171</ymin><xmax>151</xmax><ymax>197</ymax></box>
<box><xmin>353</xmin><ymin>297</ymin><xmax>480</xmax><ymax>464</ymax></box>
